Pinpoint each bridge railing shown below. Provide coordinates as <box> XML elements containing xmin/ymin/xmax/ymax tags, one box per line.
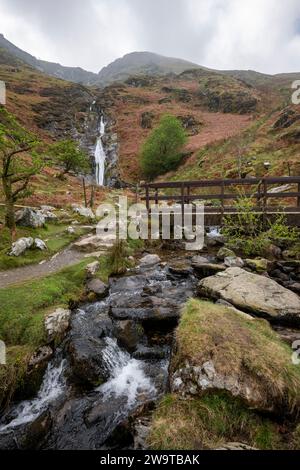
<box><xmin>140</xmin><ymin>176</ymin><xmax>300</xmax><ymax>215</ymax></box>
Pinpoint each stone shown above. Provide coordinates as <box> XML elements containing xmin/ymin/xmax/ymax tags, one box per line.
<box><xmin>198</xmin><ymin>267</ymin><xmax>300</xmax><ymax>325</ymax></box>
<box><xmin>289</xmin><ymin>282</ymin><xmax>300</xmax><ymax>295</ymax></box>
<box><xmin>34</xmin><ymin>238</ymin><xmax>47</xmax><ymax>251</ymax></box>
<box><xmin>85</xmin><ymin>261</ymin><xmax>100</xmax><ymax>279</ymax></box>
<box><xmin>29</xmin><ymin>346</ymin><xmax>53</xmax><ymax>367</ymax></box>
<box><xmin>40</xmin><ymin>205</ymin><xmax>55</xmax><ymax>212</ymax></box>
<box><xmin>9</xmin><ymin>237</ymin><xmax>33</xmax><ymax>256</ymax></box>
<box><xmin>44</xmin><ymin>308</ymin><xmax>71</xmax><ymax>342</ymax></box>
<box><xmin>216</xmin><ymin>247</ymin><xmax>236</xmax><ymax>261</ymax></box>
<box><xmin>68</xmin><ymin>309</ymin><xmax>113</xmax><ymax>387</ymax></box>
<box><xmin>74</xmin><ymin>235</ymin><xmax>114</xmax><ymax>252</ymax></box>
<box><xmin>133</xmin><ymin>345</ymin><xmax>168</xmax><ymax>360</ymax></box>
<box><xmin>72</xmin><ymin>205</ymin><xmax>95</xmax><ymax>219</ymax></box>
<box><xmin>214</xmin><ymin>442</ymin><xmax>258</xmax><ymax>451</ymax></box>
<box><xmin>263</xmin><ymin>243</ymin><xmax>282</xmax><ymax>259</ymax></box>
<box><xmin>66</xmin><ymin>226</ymin><xmax>76</xmax><ymax>234</ymax></box>
<box><xmin>139</xmin><ymin>254</ymin><xmax>161</xmax><ymax>267</ymax></box>
<box><xmin>85</xmin><ymin>279</ymin><xmax>108</xmax><ymax>298</ymax></box>
<box><xmin>224</xmin><ymin>256</ymin><xmax>244</xmax><ymax>268</ymax></box>
<box><xmin>113</xmin><ymin>320</ymin><xmax>144</xmax><ymax>352</ymax></box>
<box><xmin>192</xmin><ymin>255</ymin><xmax>226</xmax><ymax>277</ymax></box>
<box><xmin>168</xmin><ymin>260</ymin><xmax>193</xmax><ymax>276</ymax></box>
<box><xmin>15</xmin><ymin>208</ymin><xmax>45</xmax><ymax>228</ymax></box>
<box><xmin>245</xmin><ymin>258</ymin><xmax>270</xmax><ymax>273</ymax></box>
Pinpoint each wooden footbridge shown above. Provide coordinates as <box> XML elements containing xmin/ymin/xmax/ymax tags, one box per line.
<box><xmin>140</xmin><ymin>176</ymin><xmax>300</xmax><ymax>226</ymax></box>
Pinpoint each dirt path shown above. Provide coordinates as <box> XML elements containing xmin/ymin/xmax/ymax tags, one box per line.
<box><xmin>0</xmin><ymin>245</ymin><xmax>88</xmax><ymax>289</ymax></box>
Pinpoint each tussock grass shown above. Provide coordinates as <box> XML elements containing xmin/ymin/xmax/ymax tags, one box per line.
<box><xmin>149</xmin><ymin>393</ymin><xmax>283</xmax><ymax>450</ymax></box>
<box><xmin>173</xmin><ymin>299</ymin><xmax>300</xmax><ymax>416</ymax></box>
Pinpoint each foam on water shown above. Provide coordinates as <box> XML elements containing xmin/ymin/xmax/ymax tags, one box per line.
<box><xmin>98</xmin><ymin>338</ymin><xmax>156</xmax><ymax>406</ymax></box>
<box><xmin>0</xmin><ymin>359</ymin><xmax>67</xmax><ymax>431</ymax></box>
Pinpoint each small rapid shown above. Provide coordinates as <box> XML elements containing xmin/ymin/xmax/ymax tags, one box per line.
<box><xmin>0</xmin><ymin>260</ymin><xmax>197</xmax><ymax>449</ymax></box>
<box><xmin>99</xmin><ymin>337</ymin><xmax>157</xmax><ymax>407</ymax></box>
<box><xmin>0</xmin><ymin>358</ymin><xmax>67</xmax><ymax>432</ymax></box>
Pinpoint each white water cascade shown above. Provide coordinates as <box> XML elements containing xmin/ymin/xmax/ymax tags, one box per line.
<box><xmin>98</xmin><ymin>337</ymin><xmax>157</xmax><ymax>407</ymax></box>
<box><xmin>94</xmin><ymin>116</ymin><xmax>106</xmax><ymax>186</ymax></box>
<box><xmin>0</xmin><ymin>359</ymin><xmax>67</xmax><ymax>431</ymax></box>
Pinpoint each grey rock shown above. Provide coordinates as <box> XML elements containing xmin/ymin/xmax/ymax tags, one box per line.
<box><xmin>85</xmin><ymin>261</ymin><xmax>100</xmax><ymax>279</ymax></box>
<box><xmin>198</xmin><ymin>267</ymin><xmax>300</xmax><ymax>325</ymax></box>
<box><xmin>224</xmin><ymin>256</ymin><xmax>244</xmax><ymax>268</ymax></box>
<box><xmin>139</xmin><ymin>254</ymin><xmax>161</xmax><ymax>267</ymax></box>
<box><xmin>9</xmin><ymin>237</ymin><xmax>33</xmax><ymax>256</ymax></box>
<box><xmin>34</xmin><ymin>238</ymin><xmax>47</xmax><ymax>251</ymax></box>
<box><xmin>16</xmin><ymin>208</ymin><xmax>45</xmax><ymax>228</ymax></box>
<box><xmin>86</xmin><ymin>279</ymin><xmax>108</xmax><ymax>298</ymax></box>
<box><xmin>44</xmin><ymin>308</ymin><xmax>71</xmax><ymax>342</ymax></box>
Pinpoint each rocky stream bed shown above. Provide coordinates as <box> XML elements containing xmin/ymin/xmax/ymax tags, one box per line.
<box><xmin>1</xmin><ymin>237</ymin><xmax>300</xmax><ymax>450</ymax></box>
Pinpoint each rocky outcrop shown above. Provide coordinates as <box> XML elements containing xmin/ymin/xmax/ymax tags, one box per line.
<box><xmin>198</xmin><ymin>267</ymin><xmax>300</xmax><ymax>325</ymax></box>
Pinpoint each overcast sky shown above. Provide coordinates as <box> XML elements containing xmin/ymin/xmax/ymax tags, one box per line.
<box><xmin>0</xmin><ymin>0</ymin><xmax>300</xmax><ymax>74</ymax></box>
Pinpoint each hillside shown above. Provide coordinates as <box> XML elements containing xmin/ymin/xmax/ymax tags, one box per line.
<box><xmin>97</xmin><ymin>67</ymin><xmax>297</xmax><ymax>182</ymax></box>
<box><xmin>0</xmin><ymin>47</ymin><xmax>106</xmax><ymax>207</ymax></box>
<box><xmin>0</xmin><ymin>33</ymin><xmax>99</xmax><ymax>85</ymax></box>
<box><xmin>0</xmin><ymin>34</ymin><xmax>299</xmax><ymax>192</ymax></box>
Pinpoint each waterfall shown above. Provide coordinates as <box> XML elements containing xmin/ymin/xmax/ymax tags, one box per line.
<box><xmin>94</xmin><ymin>116</ymin><xmax>106</xmax><ymax>186</ymax></box>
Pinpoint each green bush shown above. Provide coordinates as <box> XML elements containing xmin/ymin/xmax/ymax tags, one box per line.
<box><xmin>222</xmin><ymin>192</ymin><xmax>299</xmax><ymax>256</ymax></box>
<box><xmin>140</xmin><ymin>114</ymin><xmax>187</xmax><ymax>179</ymax></box>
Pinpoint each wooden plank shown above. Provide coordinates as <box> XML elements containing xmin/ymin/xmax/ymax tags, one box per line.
<box><xmin>140</xmin><ymin>176</ymin><xmax>300</xmax><ymax>189</ymax></box>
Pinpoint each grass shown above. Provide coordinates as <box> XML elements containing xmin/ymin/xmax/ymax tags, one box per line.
<box><xmin>148</xmin><ymin>392</ymin><xmax>284</xmax><ymax>450</ymax></box>
<box><xmin>0</xmin><ymin>222</ymin><xmax>90</xmax><ymax>271</ymax></box>
<box><xmin>0</xmin><ymin>255</ymin><xmax>112</xmax><ymax>409</ymax></box>
<box><xmin>0</xmin><ymin>259</ymin><xmax>96</xmax><ymax>346</ymax></box>
<box><xmin>172</xmin><ymin>299</ymin><xmax>300</xmax><ymax>416</ymax></box>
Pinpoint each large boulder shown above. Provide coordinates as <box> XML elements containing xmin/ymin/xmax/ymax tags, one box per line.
<box><xmin>15</xmin><ymin>208</ymin><xmax>45</xmax><ymax>228</ymax></box>
<box><xmin>198</xmin><ymin>267</ymin><xmax>300</xmax><ymax>325</ymax></box>
<box><xmin>9</xmin><ymin>237</ymin><xmax>33</xmax><ymax>256</ymax></box>
<box><xmin>170</xmin><ymin>299</ymin><xmax>300</xmax><ymax>416</ymax></box>
<box><xmin>68</xmin><ymin>308</ymin><xmax>113</xmax><ymax>387</ymax></box>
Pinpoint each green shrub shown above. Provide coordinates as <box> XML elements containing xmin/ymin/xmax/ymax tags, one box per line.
<box><xmin>222</xmin><ymin>192</ymin><xmax>299</xmax><ymax>256</ymax></box>
<box><xmin>140</xmin><ymin>114</ymin><xmax>187</xmax><ymax>179</ymax></box>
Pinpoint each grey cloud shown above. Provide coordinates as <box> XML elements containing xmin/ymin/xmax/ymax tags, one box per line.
<box><xmin>0</xmin><ymin>0</ymin><xmax>299</xmax><ymax>73</ymax></box>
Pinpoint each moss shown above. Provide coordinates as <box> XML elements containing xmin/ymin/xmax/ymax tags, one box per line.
<box><xmin>148</xmin><ymin>393</ymin><xmax>283</xmax><ymax>450</ymax></box>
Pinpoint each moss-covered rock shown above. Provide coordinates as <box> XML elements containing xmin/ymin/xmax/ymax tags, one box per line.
<box><xmin>170</xmin><ymin>299</ymin><xmax>300</xmax><ymax>416</ymax></box>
